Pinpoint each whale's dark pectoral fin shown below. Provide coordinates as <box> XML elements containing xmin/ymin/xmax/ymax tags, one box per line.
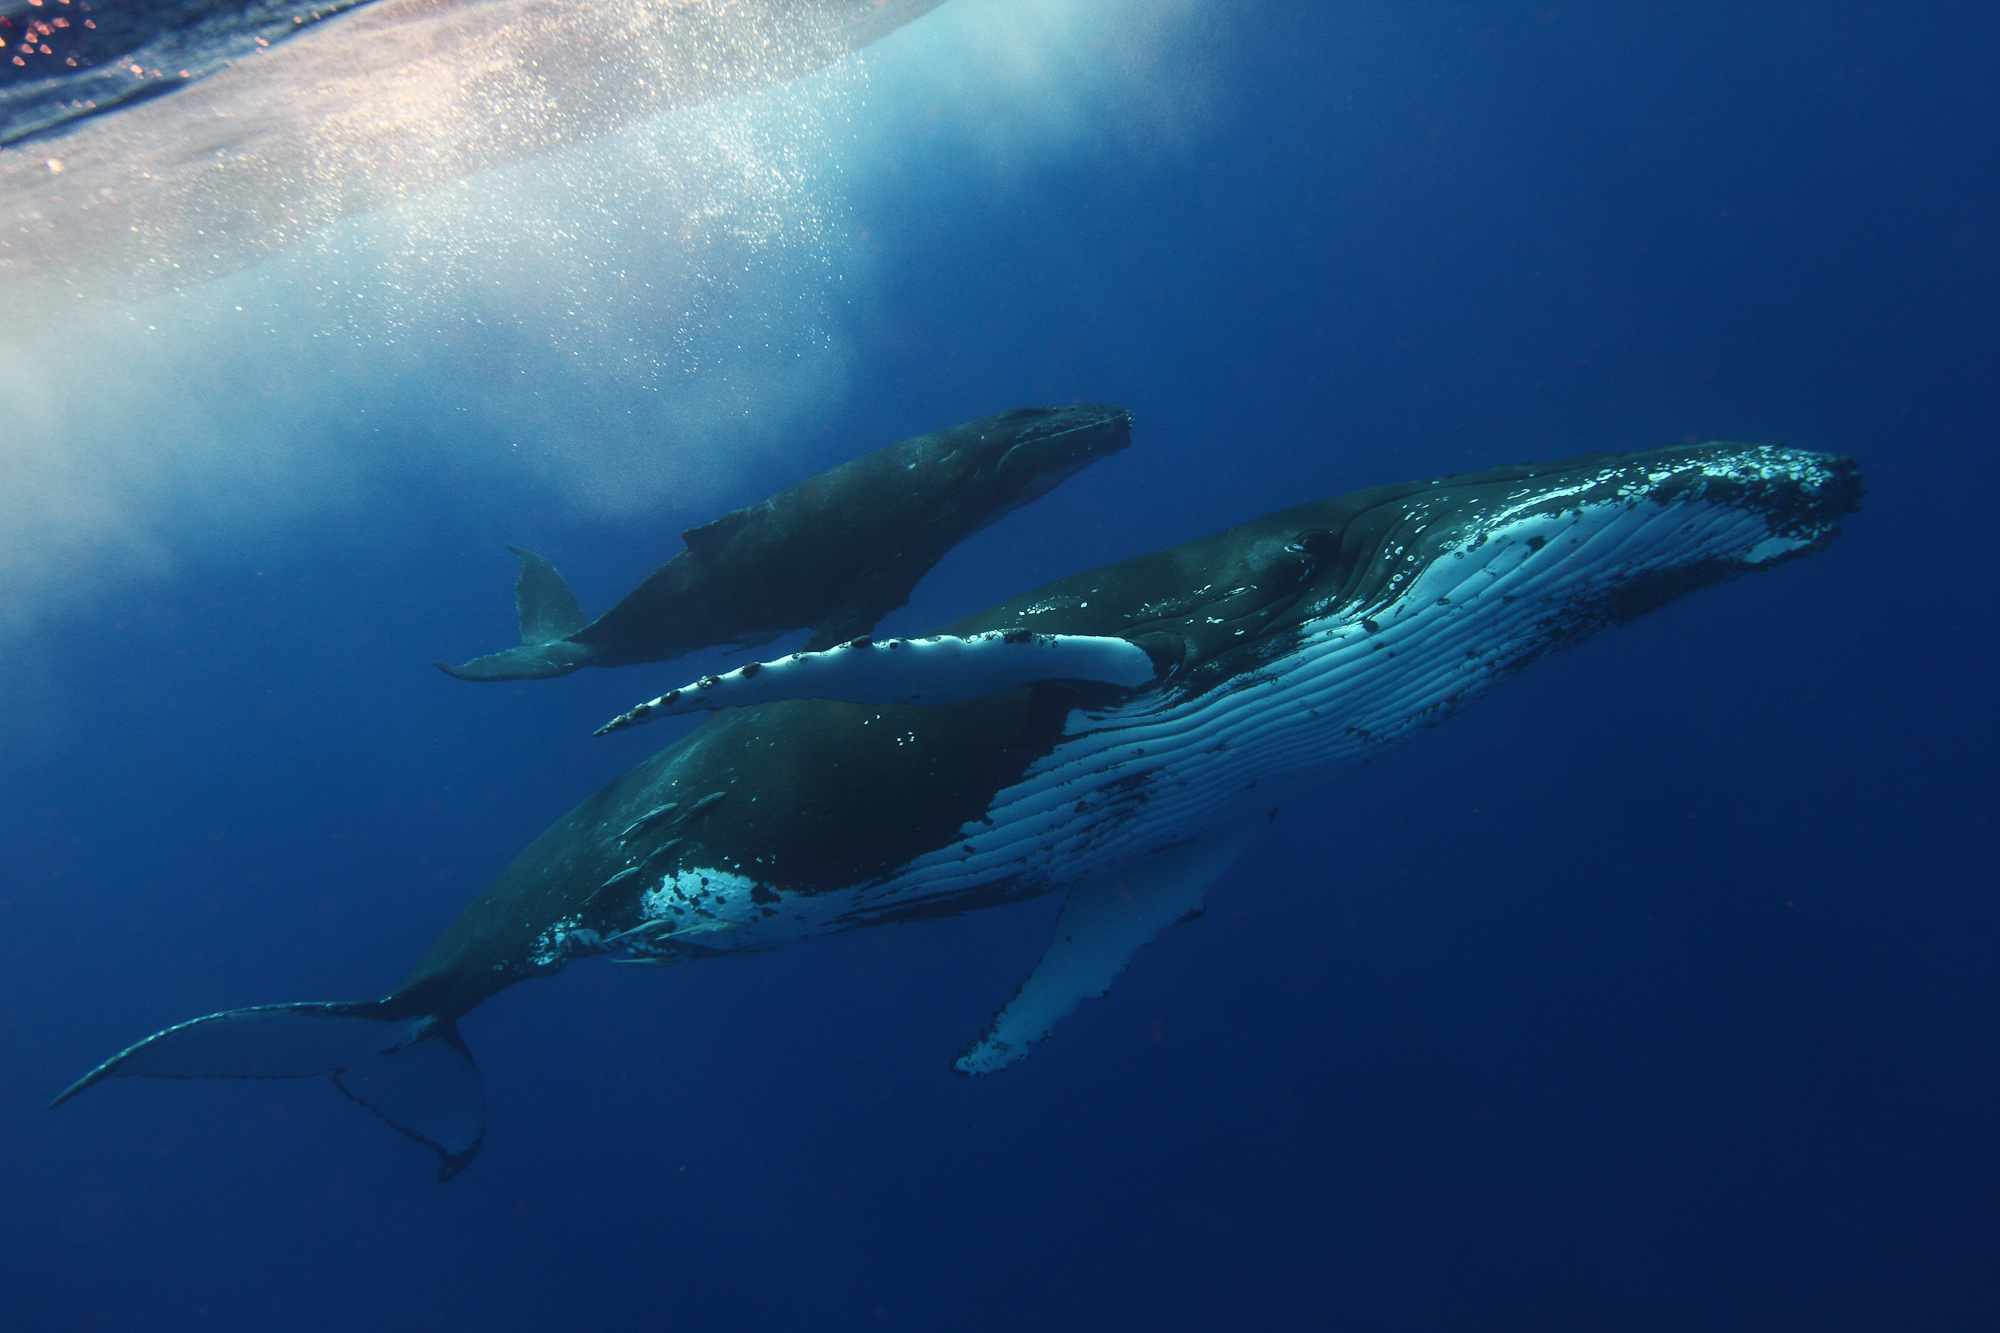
<box><xmin>52</xmin><ymin>1002</ymin><xmax>485</xmax><ymax>1182</ymax></box>
<box><xmin>803</xmin><ymin>605</ymin><xmax>879</xmax><ymax>653</ymax></box>
<box><xmin>953</xmin><ymin>823</ymin><xmax>1264</xmax><ymax>1076</ymax></box>
<box><xmin>721</xmin><ymin>630</ymin><xmax>783</xmax><ymax>657</ymax></box>
<box><xmin>505</xmin><ymin>545</ymin><xmax>586</xmax><ymax>645</ymax></box>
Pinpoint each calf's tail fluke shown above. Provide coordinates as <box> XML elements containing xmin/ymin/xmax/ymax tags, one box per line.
<box><xmin>433</xmin><ymin>544</ymin><xmax>592</xmax><ymax>681</ymax></box>
<box><xmin>52</xmin><ymin>1002</ymin><xmax>485</xmax><ymax>1181</ymax></box>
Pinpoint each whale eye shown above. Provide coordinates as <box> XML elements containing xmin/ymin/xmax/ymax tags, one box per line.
<box><xmin>1285</xmin><ymin>529</ymin><xmax>1335</xmax><ymax>556</ymax></box>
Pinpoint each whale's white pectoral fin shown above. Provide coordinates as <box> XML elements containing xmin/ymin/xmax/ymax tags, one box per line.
<box><xmin>954</xmin><ymin>823</ymin><xmax>1264</xmax><ymax>1076</ymax></box>
<box><xmin>596</xmin><ymin>630</ymin><xmax>1166</xmax><ymax>735</ymax></box>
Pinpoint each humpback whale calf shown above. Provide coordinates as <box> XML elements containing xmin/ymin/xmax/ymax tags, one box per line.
<box><xmin>435</xmin><ymin>405</ymin><xmax>1133</xmax><ymax>681</ymax></box>
<box><xmin>58</xmin><ymin>441</ymin><xmax>1861</xmax><ymax>1179</ymax></box>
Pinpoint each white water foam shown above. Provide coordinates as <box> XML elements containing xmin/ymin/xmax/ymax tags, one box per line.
<box><xmin>0</xmin><ymin>0</ymin><xmax>1218</xmax><ymax>717</ymax></box>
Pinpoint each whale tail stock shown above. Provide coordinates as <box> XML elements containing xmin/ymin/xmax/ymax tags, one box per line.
<box><xmin>434</xmin><ymin>545</ymin><xmax>591</xmax><ymax>681</ymax></box>
<box><xmin>51</xmin><ymin>1001</ymin><xmax>485</xmax><ymax>1182</ymax></box>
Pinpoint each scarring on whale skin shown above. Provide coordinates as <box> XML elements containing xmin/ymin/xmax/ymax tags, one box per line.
<box><xmin>57</xmin><ymin>440</ymin><xmax>1862</xmax><ymax>1179</ymax></box>
<box><xmin>435</xmin><ymin>404</ymin><xmax>1133</xmax><ymax>681</ymax></box>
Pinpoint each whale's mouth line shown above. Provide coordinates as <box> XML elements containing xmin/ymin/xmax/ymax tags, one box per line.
<box><xmin>995</xmin><ymin>409</ymin><xmax>1132</xmax><ymax>480</ymax></box>
<box><xmin>1003</xmin><ymin>404</ymin><xmax>1132</xmax><ymax>445</ymax></box>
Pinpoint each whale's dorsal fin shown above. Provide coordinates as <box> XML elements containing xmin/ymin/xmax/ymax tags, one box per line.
<box><xmin>505</xmin><ymin>545</ymin><xmax>586</xmax><ymax>645</ymax></box>
<box><xmin>803</xmin><ymin>601</ymin><xmax>884</xmax><ymax>653</ymax></box>
<box><xmin>681</xmin><ymin>509</ymin><xmax>752</xmax><ymax>556</ymax></box>
<box><xmin>953</xmin><ymin>822</ymin><xmax>1263</xmax><ymax>1076</ymax></box>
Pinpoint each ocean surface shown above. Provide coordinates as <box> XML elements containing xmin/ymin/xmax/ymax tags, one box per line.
<box><xmin>2</xmin><ymin>3</ymin><xmax>1995</xmax><ymax>1329</ymax></box>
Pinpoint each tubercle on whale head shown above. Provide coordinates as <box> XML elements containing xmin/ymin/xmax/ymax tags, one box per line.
<box><xmin>1317</xmin><ymin>441</ymin><xmax>1861</xmax><ymax>632</ymax></box>
<box><xmin>1037</xmin><ymin>442</ymin><xmax>1866</xmax><ymax>704</ymax></box>
<box><xmin>1705</xmin><ymin>444</ymin><xmax>1862</xmax><ymax>549</ymax></box>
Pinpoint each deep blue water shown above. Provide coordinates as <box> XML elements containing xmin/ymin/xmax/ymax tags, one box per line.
<box><xmin>3</xmin><ymin>3</ymin><xmax>1996</xmax><ymax>1329</ymax></box>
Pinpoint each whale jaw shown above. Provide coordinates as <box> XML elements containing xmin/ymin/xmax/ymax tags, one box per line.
<box><xmin>1153</xmin><ymin>442</ymin><xmax>1862</xmax><ymax>784</ymax></box>
<box><xmin>890</xmin><ymin>442</ymin><xmax>1863</xmax><ymax>1073</ymax></box>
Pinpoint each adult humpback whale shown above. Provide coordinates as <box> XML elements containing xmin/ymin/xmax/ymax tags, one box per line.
<box><xmin>56</xmin><ymin>440</ymin><xmax>1861</xmax><ymax>1179</ymax></box>
<box><xmin>435</xmin><ymin>404</ymin><xmax>1133</xmax><ymax>681</ymax></box>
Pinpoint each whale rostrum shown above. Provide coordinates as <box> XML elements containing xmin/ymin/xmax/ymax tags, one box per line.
<box><xmin>58</xmin><ymin>441</ymin><xmax>1861</xmax><ymax>1180</ymax></box>
<box><xmin>435</xmin><ymin>405</ymin><xmax>1133</xmax><ymax>682</ymax></box>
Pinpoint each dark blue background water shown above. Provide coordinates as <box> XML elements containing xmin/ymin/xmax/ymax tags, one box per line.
<box><xmin>4</xmin><ymin>4</ymin><xmax>1996</xmax><ymax>1328</ymax></box>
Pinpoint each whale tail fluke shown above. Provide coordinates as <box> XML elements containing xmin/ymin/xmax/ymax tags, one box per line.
<box><xmin>434</xmin><ymin>545</ymin><xmax>592</xmax><ymax>681</ymax></box>
<box><xmin>505</xmin><ymin>545</ymin><xmax>586</xmax><ymax>645</ymax></box>
<box><xmin>51</xmin><ymin>1002</ymin><xmax>485</xmax><ymax>1182</ymax></box>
